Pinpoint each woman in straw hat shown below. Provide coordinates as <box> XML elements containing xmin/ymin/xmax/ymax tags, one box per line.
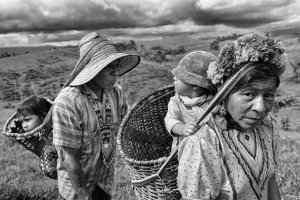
<box><xmin>177</xmin><ymin>32</ymin><xmax>286</xmax><ymax>200</ymax></box>
<box><xmin>52</xmin><ymin>32</ymin><xmax>140</xmax><ymax>200</ymax></box>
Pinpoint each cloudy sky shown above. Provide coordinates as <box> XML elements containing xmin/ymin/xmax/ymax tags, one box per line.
<box><xmin>0</xmin><ymin>0</ymin><xmax>299</xmax><ymax>47</ymax></box>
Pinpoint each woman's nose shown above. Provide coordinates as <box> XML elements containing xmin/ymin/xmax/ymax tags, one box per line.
<box><xmin>252</xmin><ymin>96</ymin><xmax>266</xmax><ymax>114</ymax></box>
<box><xmin>112</xmin><ymin>68</ymin><xmax>118</xmax><ymax>77</ymax></box>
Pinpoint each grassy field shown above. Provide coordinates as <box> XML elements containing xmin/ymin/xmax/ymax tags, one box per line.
<box><xmin>1</xmin><ymin>78</ymin><xmax>300</xmax><ymax>200</ymax></box>
<box><xmin>1</xmin><ymin>96</ymin><xmax>299</xmax><ymax>200</ymax></box>
<box><xmin>0</xmin><ymin>32</ymin><xmax>300</xmax><ymax>199</ymax></box>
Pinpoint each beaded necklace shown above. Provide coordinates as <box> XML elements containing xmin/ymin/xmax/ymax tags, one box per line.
<box><xmin>87</xmin><ymin>92</ymin><xmax>115</xmax><ymax>167</ymax></box>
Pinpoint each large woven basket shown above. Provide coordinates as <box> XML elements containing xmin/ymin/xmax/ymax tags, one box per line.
<box><xmin>2</xmin><ymin>97</ymin><xmax>57</xmax><ymax>179</ymax></box>
<box><xmin>117</xmin><ymin>85</ymin><xmax>181</xmax><ymax>200</ymax></box>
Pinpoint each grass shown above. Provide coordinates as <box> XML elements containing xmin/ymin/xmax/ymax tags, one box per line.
<box><xmin>1</xmin><ymin>100</ymin><xmax>300</xmax><ymax>200</ymax></box>
<box><xmin>277</xmin><ymin>131</ymin><xmax>300</xmax><ymax>200</ymax></box>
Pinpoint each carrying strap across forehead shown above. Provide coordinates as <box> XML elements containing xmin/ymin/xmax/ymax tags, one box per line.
<box><xmin>63</xmin><ymin>39</ymin><xmax>112</xmax><ymax>88</ymax></box>
<box><xmin>195</xmin><ymin>63</ymin><xmax>256</xmax><ymax>124</ymax></box>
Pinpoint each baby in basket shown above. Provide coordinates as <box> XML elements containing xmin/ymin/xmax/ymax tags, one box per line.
<box><xmin>16</xmin><ymin>95</ymin><xmax>58</xmax><ymax>179</ymax></box>
<box><xmin>164</xmin><ymin>51</ymin><xmax>218</xmax><ymax>151</ymax></box>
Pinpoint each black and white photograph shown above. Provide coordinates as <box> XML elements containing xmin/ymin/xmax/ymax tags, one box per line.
<box><xmin>0</xmin><ymin>0</ymin><xmax>299</xmax><ymax>199</ymax></box>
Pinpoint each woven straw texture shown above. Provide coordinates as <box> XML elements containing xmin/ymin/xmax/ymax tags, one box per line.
<box><xmin>2</xmin><ymin>97</ymin><xmax>53</xmax><ymax>139</ymax></box>
<box><xmin>66</xmin><ymin>31</ymin><xmax>141</xmax><ymax>87</ymax></box>
<box><xmin>117</xmin><ymin>85</ymin><xmax>181</xmax><ymax>200</ymax></box>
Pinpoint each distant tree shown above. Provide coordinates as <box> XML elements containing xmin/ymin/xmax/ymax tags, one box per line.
<box><xmin>0</xmin><ymin>52</ymin><xmax>11</xmax><ymax>58</ymax></box>
<box><xmin>289</xmin><ymin>61</ymin><xmax>300</xmax><ymax>81</ymax></box>
<box><xmin>170</xmin><ymin>45</ymin><xmax>185</xmax><ymax>55</ymax></box>
<box><xmin>281</xmin><ymin>116</ymin><xmax>290</xmax><ymax>130</ymax></box>
<box><xmin>129</xmin><ymin>40</ymin><xmax>137</xmax><ymax>50</ymax></box>
<box><xmin>114</xmin><ymin>40</ymin><xmax>137</xmax><ymax>51</ymax></box>
<box><xmin>210</xmin><ymin>40</ymin><xmax>220</xmax><ymax>51</ymax></box>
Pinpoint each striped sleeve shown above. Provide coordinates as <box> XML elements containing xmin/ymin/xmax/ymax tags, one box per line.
<box><xmin>52</xmin><ymin>87</ymin><xmax>83</xmax><ymax>149</ymax></box>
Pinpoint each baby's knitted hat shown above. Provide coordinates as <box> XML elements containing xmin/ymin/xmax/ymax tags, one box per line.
<box><xmin>172</xmin><ymin>51</ymin><xmax>217</xmax><ymax>91</ymax></box>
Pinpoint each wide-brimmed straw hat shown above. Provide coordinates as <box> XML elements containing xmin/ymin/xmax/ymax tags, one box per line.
<box><xmin>171</xmin><ymin>51</ymin><xmax>217</xmax><ymax>92</ymax></box>
<box><xmin>64</xmin><ymin>32</ymin><xmax>141</xmax><ymax>87</ymax></box>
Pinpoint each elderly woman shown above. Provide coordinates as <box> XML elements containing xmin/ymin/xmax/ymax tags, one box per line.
<box><xmin>177</xmin><ymin>32</ymin><xmax>286</xmax><ymax>200</ymax></box>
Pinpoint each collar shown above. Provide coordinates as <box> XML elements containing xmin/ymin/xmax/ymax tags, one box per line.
<box><xmin>177</xmin><ymin>93</ymin><xmax>213</xmax><ymax>107</ymax></box>
<box><xmin>80</xmin><ymin>84</ymin><xmax>99</xmax><ymax>100</ymax></box>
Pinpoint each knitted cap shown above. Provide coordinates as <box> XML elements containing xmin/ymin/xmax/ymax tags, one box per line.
<box><xmin>172</xmin><ymin>51</ymin><xmax>217</xmax><ymax>91</ymax></box>
<box><xmin>207</xmin><ymin>32</ymin><xmax>286</xmax><ymax>86</ymax></box>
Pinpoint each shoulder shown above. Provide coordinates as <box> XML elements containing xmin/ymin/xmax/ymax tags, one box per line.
<box><xmin>53</xmin><ymin>86</ymin><xmax>85</xmax><ymax>111</ymax></box>
<box><xmin>169</xmin><ymin>94</ymin><xmax>181</xmax><ymax>104</ymax></box>
<box><xmin>184</xmin><ymin>120</ymin><xmax>220</xmax><ymax>145</ymax></box>
<box><xmin>179</xmin><ymin>121</ymin><xmax>222</xmax><ymax>159</ymax></box>
<box><xmin>55</xmin><ymin>86</ymin><xmax>81</xmax><ymax>104</ymax></box>
<box><xmin>259</xmin><ymin>113</ymin><xmax>280</xmax><ymax>141</ymax></box>
<box><xmin>261</xmin><ymin>113</ymin><xmax>279</xmax><ymax>132</ymax></box>
<box><xmin>262</xmin><ymin>113</ymin><xmax>276</xmax><ymax>125</ymax></box>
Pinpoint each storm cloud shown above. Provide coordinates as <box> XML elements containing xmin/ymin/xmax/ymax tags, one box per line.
<box><xmin>0</xmin><ymin>0</ymin><xmax>299</xmax><ymax>46</ymax></box>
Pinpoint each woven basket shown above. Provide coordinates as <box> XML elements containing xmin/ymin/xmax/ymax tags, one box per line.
<box><xmin>117</xmin><ymin>85</ymin><xmax>181</xmax><ymax>200</ymax></box>
<box><xmin>2</xmin><ymin>97</ymin><xmax>57</xmax><ymax>179</ymax></box>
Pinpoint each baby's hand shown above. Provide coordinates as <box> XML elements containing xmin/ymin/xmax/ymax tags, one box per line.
<box><xmin>183</xmin><ymin>121</ymin><xmax>198</xmax><ymax>136</ymax></box>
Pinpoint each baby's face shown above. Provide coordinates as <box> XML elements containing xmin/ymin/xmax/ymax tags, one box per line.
<box><xmin>19</xmin><ymin>112</ymin><xmax>43</xmax><ymax>132</ymax></box>
<box><xmin>173</xmin><ymin>76</ymin><xmax>193</xmax><ymax>97</ymax></box>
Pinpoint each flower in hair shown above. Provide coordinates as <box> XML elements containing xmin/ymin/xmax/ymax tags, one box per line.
<box><xmin>207</xmin><ymin>32</ymin><xmax>286</xmax><ymax>85</ymax></box>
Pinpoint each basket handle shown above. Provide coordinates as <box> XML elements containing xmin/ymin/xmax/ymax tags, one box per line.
<box><xmin>131</xmin><ymin>63</ymin><xmax>256</xmax><ymax>187</ymax></box>
<box><xmin>131</xmin><ymin>146</ymin><xmax>179</xmax><ymax>187</ymax></box>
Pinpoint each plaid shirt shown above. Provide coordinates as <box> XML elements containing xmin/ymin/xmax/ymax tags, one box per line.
<box><xmin>52</xmin><ymin>84</ymin><xmax>128</xmax><ymax>200</ymax></box>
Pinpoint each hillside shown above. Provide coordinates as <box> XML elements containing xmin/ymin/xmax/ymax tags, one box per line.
<box><xmin>1</xmin><ymin>31</ymin><xmax>300</xmax><ymax>101</ymax></box>
<box><xmin>0</xmin><ymin>32</ymin><xmax>300</xmax><ymax>199</ymax></box>
<box><xmin>0</xmin><ymin>42</ymin><xmax>183</xmax><ymax>103</ymax></box>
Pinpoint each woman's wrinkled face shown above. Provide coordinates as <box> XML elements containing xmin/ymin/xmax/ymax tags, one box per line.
<box><xmin>19</xmin><ymin>112</ymin><xmax>43</xmax><ymax>132</ymax></box>
<box><xmin>89</xmin><ymin>60</ymin><xmax>119</xmax><ymax>89</ymax></box>
<box><xmin>173</xmin><ymin>76</ymin><xmax>193</xmax><ymax>97</ymax></box>
<box><xmin>226</xmin><ymin>78</ymin><xmax>277</xmax><ymax>130</ymax></box>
